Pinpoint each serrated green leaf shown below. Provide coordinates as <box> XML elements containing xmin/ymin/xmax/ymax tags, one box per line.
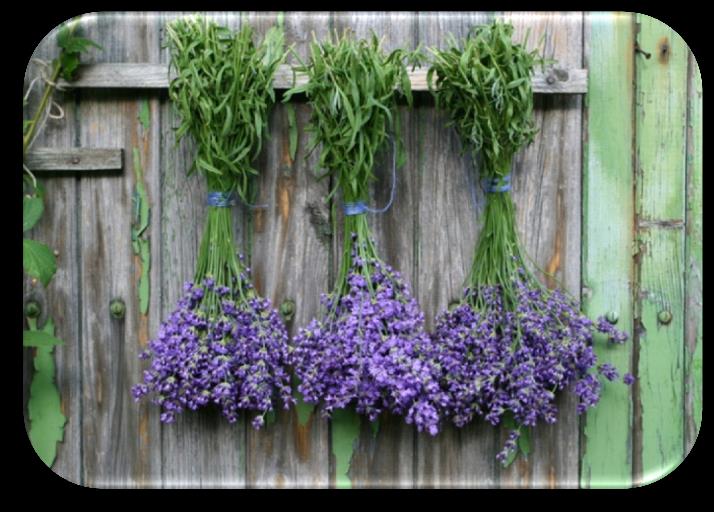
<box><xmin>23</xmin><ymin>329</ymin><xmax>64</xmax><ymax>347</ymax></box>
<box><xmin>23</xmin><ymin>239</ymin><xmax>57</xmax><ymax>287</ymax></box>
<box><xmin>60</xmin><ymin>53</ymin><xmax>80</xmax><ymax>81</ymax></box>
<box><xmin>23</xmin><ymin>196</ymin><xmax>44</xmax><ymax>232</ymax></box>
<box><xmin>28</xmin><ymin>318</ymin><xmax>66</xmax><ymax>467</ymax></box>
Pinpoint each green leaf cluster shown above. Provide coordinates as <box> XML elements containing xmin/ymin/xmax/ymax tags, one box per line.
<box><xmin>428</xmin><ymin>21</ymin><xmax>547</xmax><ymax>178</ymax></box>
<box><xmin>166</xmin><ymin>16</ymin><xmax>287</xmax><ymax>198</ymax></box>
<box><xmin>284</xmin><ymin>30</ymin><xmax>423</xmax><ymax>204</ymax></box>
<box><xmin>56</xmin><ymin>21</ymin><xmax>103</xmax><ymax>82</ymax></box>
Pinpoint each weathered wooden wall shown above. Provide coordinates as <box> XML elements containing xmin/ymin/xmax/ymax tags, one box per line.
<box><xmin>23</xmin><ymin>11</ymin><xmax>702</xmax><ymax>488</ymax></box>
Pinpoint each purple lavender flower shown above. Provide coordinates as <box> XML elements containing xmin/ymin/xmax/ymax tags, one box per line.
<box><xmin>431</xmin><ymin>271</ymin><xmax>630</xmax><ymax>459</ymax></box>
<box><xmin>292</xmin><ymin>248</ymin><xmax>446</xmax><ymax>435</ymax></box>
<box><xmin>623</xmin><ymin>373</ymin><xmax>635</xmax><ymax>385</ymax></box>
<box><xmin>132</xmin><ymin>282</ymin><xmax>294</xmax><ymax>426</ymax></box>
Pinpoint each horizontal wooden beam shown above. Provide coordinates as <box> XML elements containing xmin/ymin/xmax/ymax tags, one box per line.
<box><xmin>25</xmin><ymin>148</ymin><xmax>124</xmax><ymax>172</ymax></box>
<box><xmin>58</xmin><ymin>63</ymin><xmax>588</xmax><ymax>94</ymax></box>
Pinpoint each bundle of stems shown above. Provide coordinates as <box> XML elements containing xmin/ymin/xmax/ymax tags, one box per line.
<box><xmin>132</xmin><ymin>17</ymin><xmax>293</xmax><ymax>427</ymax></box>
<box><xmin>287</xmin><ymin>32</ymin><xmax>447</xmax><ymax>434</ymax></box>
<box><xmin>428</xmin><ymin>20</ymin><xmax>631</xmax><ymax>463</ymax></box>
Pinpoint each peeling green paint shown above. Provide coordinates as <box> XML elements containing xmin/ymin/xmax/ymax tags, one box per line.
<box><xmin>295</xmin><ymin>395</ymin><xmax>313</xmax><ymax>427</ymax></box>
<box><xmin>684</xmin><ymin>56</ymin><xmax>702</xmax><ymax>448</ymax></box>
<box><xmin>635</xmin><ymin>14</ymin><xmax>687</xmax><ymax>484</ymax></box>
<box><xmin>28</xmin><ymin>317</ymin><xmax>66</xmax><ymax>467</ymax></box>
<box><xmin>580</xmin><ymin>12</ymin><xmax>634</xmax><ymax>488</ymax></box>
<box><xmin>331</xmin><ymin>408</ymin><xmax>360</xmax><ymax>489</ymax></box>
<box><xmin>131</xmin><ymin>147</ymin><xmax>151</xmax><ymax>315</ymax></box>
<box><xmin>138</xmin><ymin>99</ymin><xmax>150</xmax><ymax>131</ymax></box>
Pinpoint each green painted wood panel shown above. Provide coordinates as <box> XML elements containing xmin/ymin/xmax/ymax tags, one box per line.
<box><xmin>634</xmin><ymin>13</ymin><xmax>687</xmax><ymax>485</ymax></box>
<box><xmin>580</xmin><ymin>11</ymin><xmax>635</xmax><ymax>489</ymax></box>
<box><xmin>684</xmin><ymin>53</ymin><xmax>702</xmax><ymax>455</ymax></box>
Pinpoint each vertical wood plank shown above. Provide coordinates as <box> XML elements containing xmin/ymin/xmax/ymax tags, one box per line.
<box><xmin>23</xmin><ymin>27</ymin><xmax>82</xmax><ymax>484</ymax></box>
<box><xmin>496</xmin><ymin>11</ymin><xmax>583</xmax><ymax>489</ymax></box>
<box><xmin>158</xmin><ymin>11</ymin><xmax>247</xmax><ymax>489</ymax></box>
<box><xmin>330</xmin><ymin>11</ymin><xmax>419</xmax><ymax>489</ymax></box>
<box><xmin>684</xmin><ymin>52</ymin><xmax>702</xmax><ymax>455</ymax></box>
<box><xmin>77</xmin><ymin>12</ymin><xmax>162</xmax><ymax>488</ymax></box>
<box><xmin>415</xmin><ymin>11</ymin><xmax>499</xmax><ymax>488</ymax></box>
<box><xmin>245</xmin><ymin>11</ymin><xmax>331</xmax><ymax>488</ymax></box>
<box><xmin>580</xmin><ymin>11</ymin><xmax>635</xmax><ymax>488</ymax></box>
<box><xmin>634</xmin><ymin>13</ymin><xmax>687</xmax><ymax>485</ymax></box>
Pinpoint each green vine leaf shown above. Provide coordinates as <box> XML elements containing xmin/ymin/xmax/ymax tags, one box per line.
<box><xmin>27</xmin><ymin>318</ymin><xmax>66</xmax><ymax>467</ymax></box>
<box><xmin>23</xmin><ymin>239</ymin><xmax>57</xmax><ymax>287</ymax></box>
<box><xmin>23</xmin><ymin>196</ymin><xmax>44</xmax><ymax>232</ymax></box>
<box><xmin>56</xmin><ymin>21</ymin><xmax>103</xmax><ymax>82</ymax></box>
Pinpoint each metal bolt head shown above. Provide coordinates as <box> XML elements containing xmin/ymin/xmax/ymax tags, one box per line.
<box><xmin>606</xmin><ymin>311</ymin><xmax>619</xmax><ymax>324</ymax></box>
<box><xmin>110</xmin><ymin>299</ymin><xmax>126</xmax><ymax>319</ymax></box>
<box><xmin>25</xmin><ymin>300</ymin><xmax>41</xmax><ymax>318</ymax></box>
<box><xmin>71</xmin><ymin>156</ymin><xmax>81</xmax><ymax>165</ymax></box>
<box><xmin>657</xmin><ymin>310</ymin><xmax>672</xmax><ymax>325</ymax></box>
<box><xmin>546</xmin><ymin>73</ymin><xmax>556</xmax><ymax>85</ymax></box>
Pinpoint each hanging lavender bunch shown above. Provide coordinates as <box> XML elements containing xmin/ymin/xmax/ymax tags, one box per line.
<box><xmin>132</xmin><ymin>17</ymin><xmax>293</xmax><ymax>428</ymax></box>
<box><xmin>428</xmin><ymin>21</ymin><xmax>633</xmax><ymax>463</ymax></box>
<box><xmin>285</xmin><ymin>31</ymin><xmax>446</xmax><ymax>434</ymax></box>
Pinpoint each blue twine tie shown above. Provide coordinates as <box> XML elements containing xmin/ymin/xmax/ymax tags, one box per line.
<box><xmin>207</xmin><ymin>191</ymin><xmax>236</xmax><ymax>207</ymax></box>
<box><xmin>483</xmin><ymin>174</ymin><xmax>512</xmax><ymax>193</ymax></box>
<box><xmin>343</xmin><ymin>136</ymin><xmax>397</xmax><ymax>216</ymax></box>
<box><xmin>207</xmin><ymin>191</ymin><xmax>268</xmax><ymax>209</ymax></box>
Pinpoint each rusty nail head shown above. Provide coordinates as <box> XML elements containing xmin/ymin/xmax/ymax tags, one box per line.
<box><xmin>71</xmin><ymin>156</ymin><xmax>81</xmax><ymax>164</ymax></box>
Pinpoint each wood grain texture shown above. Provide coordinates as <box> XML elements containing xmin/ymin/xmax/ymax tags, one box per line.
<box><xmin>414</xmin><ymin>11</ymin><xmax>499</xmax><ymax>489</ymax></box>
<box><xmin>244</xmin><ymin>10</ymin><xmax>331</xmax><ymax>489</ymax></box>
<box><xmin>76</xmin><ymin>12</ymin><xmax>162</xmax><ymax>488</ymax></box>
<box><xmin>580</xmin><ymin>12</ymin><xmax>634</xmax><ymax>488</ymax></box>
<box><xmin>58</xmin><ymin>63</ymin><xmax>588</xmax><ymax>94</ymax></box>
<box><xmin>157</xmin><ymin>11</ymin><xmax>246</xmax><ymax>489</ymax></box>
<box><xmin>26</xmin><ymin>148</ymin><xmax>123</xmax><ymax>172</ymax></box>
<box><xmin>22</xmin><ymin>11</ymin><xmax>699</xmax><ymax>488</ymax></box>
<box><xmin>330</xmin><ymin>11</ymin><xmax>419</xmax><ymax>489</ymax></box>
<box><xmin>23</xmin><ymin>29</ymin><xmax>83</xmax><ymax>485</ymax></box>
<box><xmin>683</xmin><ymin>52</ymin><xmax>702</xmax><ymax>456</ymax></box>
<box><xmin>491</xmin><ymin>11</ymin><xmax>583</xmax><ymax>489</ymax></box>
<box><xmin>634</xmin><ymin>14</ymin><xmax>687</xmax><ymax>485</ymax></box>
